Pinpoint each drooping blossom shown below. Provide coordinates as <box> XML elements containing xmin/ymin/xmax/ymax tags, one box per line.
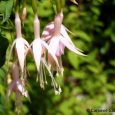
<box><xmin>41</xmin><ymin>11</ymin><xmax>85</xmax><ymax>75</ymax></box>
<box><xmin>7</xmin><ymin>61</ymin><xmax>28</xmax><ymax>98</ymax></box>
<box><xmin>8</xmin><ymin>12</ymin><xmax>29</xmax><ymax>77</ymax></box>
<box><xmin>30</xmin><ymin>15</ymin><xmax>61</xmax><ymax>94</ymax></box>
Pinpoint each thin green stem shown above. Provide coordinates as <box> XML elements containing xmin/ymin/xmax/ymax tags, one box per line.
<box><xmin>31</xmin><ymin>0</ymin><xmax>38</xmax><ymax>15</ymax></box>
<box><xmin>55</xmin><ymin>0</ymin><xmax>65</xmax><ymax>13</ymax></box>
<box><xmin>23</xmin><ymin>0</ymin><xmax>26</xmax><ymax>7</ymax></box>
<box><xmin>15</xmin><ymin>0</ymin><xmax>19</xmax><ymax>12</ymax></box>
<box><xmin>56</xmin><ymin>0</ymin><xmax>61</xmax><ymax>13</ymax></box>
<box><xmin>61</xmin><ymin>0</ymin><xmax>65</xmax><ymax>8</ymax></box>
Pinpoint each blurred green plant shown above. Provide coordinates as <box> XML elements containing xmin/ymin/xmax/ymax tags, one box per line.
<box><xmin>0</xmin><ymin>0</ymin><xmax>115</xmax><ymax>115</ymax></box>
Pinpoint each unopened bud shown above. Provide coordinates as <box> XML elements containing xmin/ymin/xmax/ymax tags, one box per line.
<box><xmin>21</xmin><ymin>7</ymin><xmax>27</xmax><ymax>21</ymax></box>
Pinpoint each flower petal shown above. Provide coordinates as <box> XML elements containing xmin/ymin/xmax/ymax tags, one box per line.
<box><xmin>48</xmin><ymin>37</ymin><xmax>60</xmax><ymax>55</ymax></box>
<box><xmin>11</xmin><ymin>61</ymin><xmax>20</xmax><ymax>80</ymax></box>
<box><xmin>56</xmin><ymin>42</ymin><xmax>65</xmax><ymax>56</ymax></box>
<box><xmin>41</xmin><ymin>22</ymin><xmax>54</xmax><ymax>41</ymax></box>
<box><xmin>22</xmin><ymin>38</ymin><xmax>30</xmax><ymax>48</ymax></box>
<box><xmin>32</xmin><ymin>39</ymin><xmax>42</xmax><ymax>71</ymax></box>
<box><xmin>15</xmin><ymin>38</ymin><xmax>26</xmax><ymax>74</ymax></box>
<box><xmin>16</xmin><ymin>80</ymin><xmax>28</xmax><ymax>98</ymax></box>
<box><xmin>61</xmin><ymin>25</ymin><xmax>83</xmax><ymax>52</ymax></box>
<box><xmin>41</xmin><ymin>39</ymin><xmax>59</xmax><ymax>67</ymax></box>
<box><xmin>59</xmin><ymin>36</ymin><xmax>86</xmax><ymax>56</ymax></box>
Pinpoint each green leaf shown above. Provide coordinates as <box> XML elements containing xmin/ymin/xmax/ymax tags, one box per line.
<box><xmin>75</xmin><ymin>30</ymin><xmax>92</xmax><ymax>42</ymax></box>
<box><xmin>67</xmin><ymin>52</ymin><xmax>80</xmax><ymax>69</ymax></box>
<box><xmin>71</xmin><ymin>70</ymin><xmax>86</xmax><ymax>79</ymax></box>
<box><xmin>39</xmin><ymin>1</ymin><xmax>52</xmax><ymax>17</ymax></box>
<box><xmin>0</xmin><ymin>68</ymin><xmax>6</xmax><ymax>80</ymax></box>
<box><xmin>0</xmin><ymin>0</ymin><xmax>13</xmax><ymax>23</ymax></box>
<box><xmin>110</xmin><ymin>60</ymin><xmax>115</xmax><ymax>67</ymax></box>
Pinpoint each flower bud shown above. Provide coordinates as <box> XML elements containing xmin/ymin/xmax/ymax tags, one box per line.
<box><xmin>21</xmin><ymin>7</ymin><xmax>27</xmax><ymax>21</ymax></box>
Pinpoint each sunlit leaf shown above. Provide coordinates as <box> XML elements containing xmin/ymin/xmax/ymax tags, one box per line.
<box><xmin>0</xmin><ymin>0</ymin><xmax>13</xmax><ymax>23</ymax></box>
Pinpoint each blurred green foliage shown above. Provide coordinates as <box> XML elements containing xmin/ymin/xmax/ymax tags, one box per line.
<box><xmin>0</xmin><ymin>0</ymin><xmax>115</xmax><ymax>115</ymax></box>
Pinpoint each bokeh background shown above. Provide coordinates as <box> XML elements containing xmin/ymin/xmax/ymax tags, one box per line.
<box><xmin>0</xmin><ymin>0</ymin><xmax>115</xmax><ymax>115</ymax></box>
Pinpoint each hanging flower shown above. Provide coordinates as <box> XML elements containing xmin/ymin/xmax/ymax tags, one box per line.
<box><xmin>8</xmin><ymin>12</ymin><xmax>29</xmax><ymax>77</ymax></box>
<box><xmin>7</xmin><ymin>61</ymin><xmax>28</xmax><ymax>98</ymax></box>
<box><xmin>30</xmin><ymin>15</ymin><xmax>61</xmax><ymax>94</ymax></box>
<box><xmin>42</xmin><ymin>11</ymin><xmax>85</xmax><ymax>75</ymax></box>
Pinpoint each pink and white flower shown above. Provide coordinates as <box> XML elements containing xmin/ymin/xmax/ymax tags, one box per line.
<box><xmin>42</xmin><ymin>11</ymin><xmax>85</xmax><ymax>75</ymax></box>
<box><xmin>7</xmin><ymin>62</ymin><xmax>28</xmax><ymax>98</ymax></box>
<box><xmin>8</xmin><ymin>13</ymin><xmax>29</xmax><ymax>77</ymax></box>
<box><xmin>30</xmin><ymin>15</ymin><xmax>61</xmax><ymax>94</ymax></box>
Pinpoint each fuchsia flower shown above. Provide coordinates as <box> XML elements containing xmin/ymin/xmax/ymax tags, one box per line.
<box><xmin>8</xmin><ymin>13</ymin><xmax>29</xmax><ymax>77</ymax></box>
<box><xmin>42</xmin><ymin>11</ymin><xmax>85</xmax><ymax>75</ymax></box>
<box><xmin>7</xmin><ymin>9</ymin><xmax>85</xmax><ymax>95</ymax></box>
<box><xmin>7</xmin><ymin>62</ymin><xmax>28</xmax><ymax>98</ymax></box>
<box><xmin>30</xmin><ymin>15</ymin><xmax>61</xmax><ymax>94</ymax></box>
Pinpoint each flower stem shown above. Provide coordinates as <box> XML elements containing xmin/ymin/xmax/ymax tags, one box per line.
<box><xmin>31</xmin><ymin>0</ymin><xmax>38</xmax><ymax>15</ymax></box>
<box><xmin>23</xmin><ymin>0</ymin><xmax>26</xmax><ymax>7</ymax></box>
<box><xmin>55</xmin><ymin>0</ymin><xmax>65</xmax><ymax>13</ymax></box>
<box><xmin>15</xmin><ymin>0</ymin><xmax>19</xmax><ymax>12</ymax></box>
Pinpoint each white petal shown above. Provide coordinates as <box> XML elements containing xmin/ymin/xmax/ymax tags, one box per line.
<box><xmin>22</xmin><ymin>38</ymin><xmax>29</xmax><ymax>48</ymax></box>
<box><xmin>16</xmin><ymin>81</ymin><xmax>28</xmax><ymax>98</ymax></box>
<box><xmin>59</xmin><ymin>36</ymin><xmax>86</xmax><ymax>56</ymax></box>
<box><xmin>48</xmin><ymin>37</ymin><xmax>60</xmax><ymax>55</ymax></box>
<box><xmin>61</xmin><ymin>25</ymin><xmax>83</xmax><ymax>52</ymax></box>
<box><xmin>32</xmin><ymin>39</ymin><xmax>42</xmax><ymax>71</ymax></box>
<box><xmin>41</xmin><ymin>39</ymin><xmax>59</xmax><ymax>67</ymax></box>
<box><xmin>15</xmin><ymin>38</ymin><xmax>25</xmax><ymax>73</ymax></box>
